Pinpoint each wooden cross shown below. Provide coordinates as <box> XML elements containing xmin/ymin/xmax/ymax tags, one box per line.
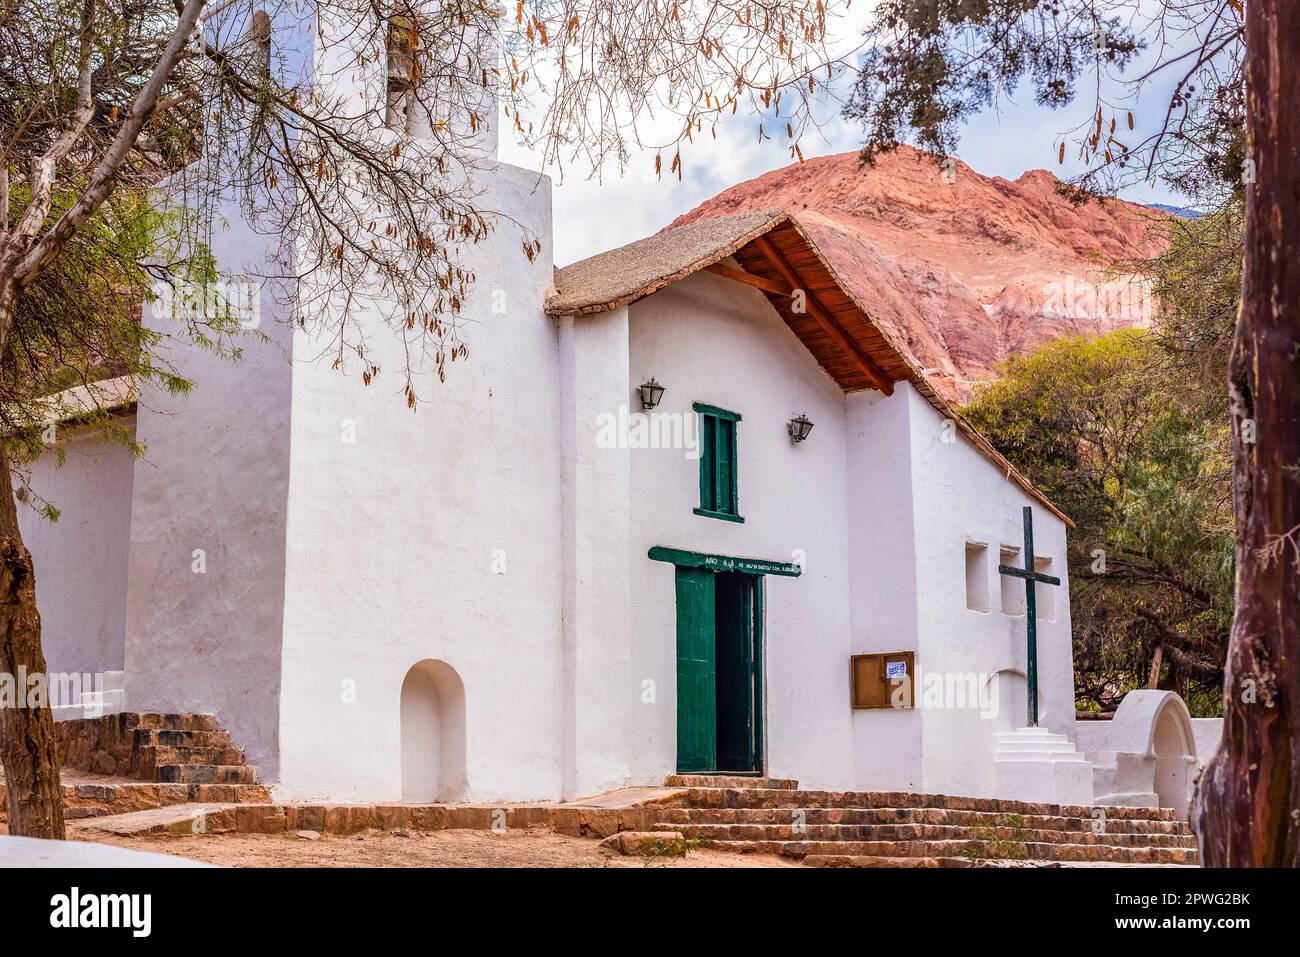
<box><xmin>997</xmin><ymin>506</ymin><xmax>1062</xmax><ymax>727</ymax></box>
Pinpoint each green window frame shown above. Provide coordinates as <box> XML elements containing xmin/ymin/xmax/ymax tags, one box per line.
<box><xmin>693</xmin><ymin>402</ymin><xmax>743</xmax><ymax>523</ymax></box>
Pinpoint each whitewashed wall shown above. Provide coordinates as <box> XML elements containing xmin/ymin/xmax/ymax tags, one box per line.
<box><xmin>274</xmin><ymin>161</ymin><xmax>562</xmax><ymax>802</ymax></box>
<box><xmin>904</xmin><ymin>383</ymin><xmax>1075</xmax><ymax>797</ymax></box>
<box><xmin>625</xmin><ymin>269</ymin><xmax>855</xmax><ymax>791</ymax></box>
<box><xmin>1191</xmin><ymin>717</ymin><xmax>1223</xmax><ymax>767</ymax></box>
<box><xmin>123</xmin><ymin>196</ymin><xmax>295</xmax><ymax>780</ymax></box>
<box><xmin>18</xmin><ymin>423</ymin><xmax>136</xmax><ymax>676</ymax></box>
<box><xmin>558</xmin><ymin>305</ymin><xmax>634</xmax><ymax>799</ymax></box>
<box><xmin>845</xmin><ymin>390</ymin><xmax>924</xmax><ymax>791</ymax></box>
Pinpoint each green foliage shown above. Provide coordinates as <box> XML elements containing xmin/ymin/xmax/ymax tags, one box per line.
<box><xmin>846</xmin><ymin>2</ymin><xmax>1144</xmax><ymax>166</ymax></box>
<box><xmin>846</xmin><ymin>2</ymin><xmax>1245</xmax><ymax>203</ymax></box>
<box><xmin>2</xmin><ymin>182</ymin><xmax>251</xmax><ymax>518</ymax></box>
<box><xmin>963</xmin><ymin>329</ymin><xmax>1232</xmax><ymax>715</ymax></box>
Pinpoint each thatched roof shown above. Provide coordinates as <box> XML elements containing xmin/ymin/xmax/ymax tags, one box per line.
<box><xmin>546</xmin><ymin>210</ymin><xmax>788</xmax><ymax>317</ymax></box>
<box><xmin>546</xmin><ymin>210</ymin><xmax>1072</xmax><ymax>527</ymax></box>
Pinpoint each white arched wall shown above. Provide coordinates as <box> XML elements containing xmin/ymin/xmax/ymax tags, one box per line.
<box><xmin>1151</xmin><ymin>702</ymin><xmax>1196</xmax><ymax>817</ymax></box>
<box><xmin>400</xmin><ymin>659</ymin><xmax>468</xmax><ymax>802</ymax></box>
<box><xmin>1079</xmin><ymin>690</ymin><xmax>1199</xmax><ymax>816</ymax></box>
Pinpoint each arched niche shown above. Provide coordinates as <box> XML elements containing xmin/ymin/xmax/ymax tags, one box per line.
<box><xmin>983</xmin><ymin>668</ymin><xmax>1028</xmax><ymax>730</ymax></box>
<box><xmin>400</xmin><ymin>659</ymin><xmax>468</xmax><ymax>802</ymax></box>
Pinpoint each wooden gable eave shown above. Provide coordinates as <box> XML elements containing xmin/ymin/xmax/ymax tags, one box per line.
<box><xmin>697</xmin><ymin>229</ymin><xmax>1076</xmax><ymax>529</ymax></box>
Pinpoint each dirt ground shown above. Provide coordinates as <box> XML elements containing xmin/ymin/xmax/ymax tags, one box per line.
<box><xmin>78</xmin><ymin>827</ymin><xmax>800</xmax><ymax>868</ymax></box>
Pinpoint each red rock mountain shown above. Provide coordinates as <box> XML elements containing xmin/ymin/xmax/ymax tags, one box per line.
<box><xmin>667</xmin><ymin>147</ymin><xmax>1168</xmax><ymax>402</ymax></box>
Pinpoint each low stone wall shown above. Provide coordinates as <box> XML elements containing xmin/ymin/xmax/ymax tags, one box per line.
<box><xmin>54</xmin><ymin>713</ymin><xmax>138</xmax><ymax>776</ymax></box>
<box><xmin>138</xmin><ymin>803</ymin><xmax>663</xmax><ymax>839</ymax></box>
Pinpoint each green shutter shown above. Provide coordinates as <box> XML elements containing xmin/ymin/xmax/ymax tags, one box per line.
<box><xmin>699</xmin><ymin>414</ymin><xmax>717</xmax><ymax>512</ymax></box>
<box><xmin>693</xmin><ymin>403</ymin><xmax>743</xmax><ymax>522</ymax></box>
<box><xmin>675</xmin><ymin>567</ymin><xmax>717</xmax><ymax>773</ymax></box>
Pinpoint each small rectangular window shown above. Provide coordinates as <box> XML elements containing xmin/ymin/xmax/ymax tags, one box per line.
<box><xmin>1000</xmin><ymin>546</ymin><xmax>1025</xmax><ymax>616</ymax></box>
<box><xmin>851</xmin><ymin>652</ymin><xmax>915</xmax><ymax>710</ymax></box>
<box><xmin>1034</xmin><ymin>556</ymin><xmax>1057</xmax><ymax>622</ymax></box>
<box><xmin>693</xmin><ymin>402</ymin><xmax>742</xmax><ymax>522</ymax></box>
<box><xmin>965</xmin><ymin>542</ymin><xmax>990</xmax><ymax>612</ymax></box>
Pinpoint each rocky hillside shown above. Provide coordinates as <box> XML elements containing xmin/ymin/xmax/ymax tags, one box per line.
<box><xmin>667</xmin><ymin>147</ymin><xmax>1169</xmax><ymax>402</ymax></box>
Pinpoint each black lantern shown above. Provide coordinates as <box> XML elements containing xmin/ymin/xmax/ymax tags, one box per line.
<box><xmin>788</xmin><ymin>413</ymin><xmax>814</xmax><ymax>443</ymax></box>
<box><xmin>639</xmin><ymin>377</ymin><xmax>665</xmax><ymax>410</ymax></box>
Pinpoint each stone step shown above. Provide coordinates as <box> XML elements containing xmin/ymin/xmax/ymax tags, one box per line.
<box><xmin>801</xmin><ymin>855</ymin><xmax>1042</xmax><ymax>868</ymax></box>
<box><xmin>156</xmin><ymin>764</ymin><xmax>258</xmax><ymax>785</ymax></box>
<box><xmin>652</xmin><ymin>806</ymin><xmax>1192</xmax><ymax>835</ymax></box>
<box><xmin>70</xmin><ymin>803</ymin><xmax>248</xmax><ymax>837</ymax></box>
<box><xmin>675</xmin><ymin>787</ymin><xmax>1181</xmax><ymax>820</ymax></box>
<box><xmin>133</xmin><ymin>712</ymin><xmax>221</xmax><ymax>732</ymax></box>
<box><xmin>664</xmin><ymin>775</ymin><xmax>798</xmax><ymax>790</ymax></box>
<box><xmin>805</xmin><ymin>839</ymin><xmax>1199</xmax><ymax>865</ymax></box>
<box><xmin>133</xmin><ymin>728</ymin><xmax>234</xmax><ymax>749</ymax></box>
<box><xmin>134</xmin><ymin>745</ymin><xmax>246</xmax><ymax>780</ymax></box>
<box><xmin>0</xmin><ymin>779</ymin><xmax>272</xmax><ymax>823</ymax></box>
<box><xmin>657</xmin><ymin>822</ymin><xmax>1197</xmax><ymax>848</ymax></box>
<box><xmin>703</xmin><ymin>839</ymin><xmax>1197</xmax><ymax>865</ymax></box>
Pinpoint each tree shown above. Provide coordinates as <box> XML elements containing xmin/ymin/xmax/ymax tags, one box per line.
<box><xmin>1192</xmin><ymin>0</ymin><xmax>1300</xmax><ymax>868</ymax></box>
<box><xmin>845</xmin><ymin>0</ymin><xmax>1298</xmax><ymax>865</ymax></box>
<box><xmin>0</xmin><ymin>1</ymin><xmax>854</xmax><ymax>836</ymax></box>
<box><xmin>963</xmin><ymin>330</ymin><xmax>1232</xmax><ymax>717</ymax></box>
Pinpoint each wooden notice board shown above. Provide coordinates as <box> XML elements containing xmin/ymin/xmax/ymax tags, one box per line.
<box><xmin>850</xmin><ymin>652</ymin><xmax>915</xmax><ymax>710</ymax></box>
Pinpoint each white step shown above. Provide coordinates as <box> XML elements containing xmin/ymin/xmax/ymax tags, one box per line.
<box><xmin>994</xmin><ymin>727</ymin><xmax>1096</xmax><ymax>804</ymax></box>
<box><xmin>996</xmin><ymin>737</ymin><xmax>1076</xmax><ymax>752</ymax></box>
<box><xmin>995</xmin><ymin>749</ymin><xmax>1089</xmax><ymax>763</ymax></box>
<box><xmin>994</xmin><ymin>727</ymin><xmax>1089</xmax><ymax>763</ymax></box>
<box><xmin>996</xmin><ymin>728</ymin><xmax>1070</xmax><ymax>743</ymax></box>
<box><xmin>51</xmin><ymin>704</ymin><xmax>92</xmax><ymax>722</ymax></box>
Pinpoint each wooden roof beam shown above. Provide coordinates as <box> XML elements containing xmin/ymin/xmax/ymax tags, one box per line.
<box><xmin>751</xmin><ymin>234</ymin><xmax>895</xmax><ymax>395</ymax></box>
<box><xmin>704</xmin><ymin>261</ymin><xmax>793</xmax><ymax>297</ymax></box>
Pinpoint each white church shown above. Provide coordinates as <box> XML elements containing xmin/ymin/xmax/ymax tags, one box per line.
<box><xmin>19</xmin><ymin>8</ymin><xmax>1209</xmax><ymax>815</ymax></box>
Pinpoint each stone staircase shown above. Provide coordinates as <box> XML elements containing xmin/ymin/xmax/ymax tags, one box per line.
<box><xmin>130</xmin><ymin>714</ymin><xmax>259</xmax><ymax>785</ymax></box>
<box><xmin>39</xmin><ymin>711</ymin><xmax>270</xmax><ymax>820</ymax></box>
<box><xmin>655</xmin><ymin>776</ymin><xmax>1198</xmax><ymax>866</ymax></box>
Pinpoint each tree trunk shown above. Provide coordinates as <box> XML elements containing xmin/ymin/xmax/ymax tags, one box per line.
<box><xmin>1191</xmin><ymin>0</ymin><xmax>1300</xmax><ymax>867</ymax></box>
<box><xmin>0</xmin><ymin>439</ymin><xmax>65</xmax><ymax>838</ymax></box>
<box><xmin>1147</xmin><ymin>642</ymin><xmax>1164</xmax><ymax>690</ymax></box>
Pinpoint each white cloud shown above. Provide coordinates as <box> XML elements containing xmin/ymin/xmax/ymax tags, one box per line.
<box><xmin>498</xmin><ymin>5</ymin><xmax>1189</xmax><ymax>266</ymax></box>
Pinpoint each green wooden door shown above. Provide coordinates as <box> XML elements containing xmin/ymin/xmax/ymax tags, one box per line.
<box><xmin>675</xmin><ymin>567</ymin><xmax>717</xmax><ymax>773</ymax></box>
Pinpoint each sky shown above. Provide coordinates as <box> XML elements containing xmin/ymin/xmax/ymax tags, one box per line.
<box><xmin>497</xmin><ymin>4</ymin><xmax>1187</xmax><ymax>267</ymax></box>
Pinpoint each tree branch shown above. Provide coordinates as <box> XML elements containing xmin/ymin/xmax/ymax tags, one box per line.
<box><xmin>11</xmin><ymin>0</ymin><xmax>207</xmax><ymax>289</ymax></box>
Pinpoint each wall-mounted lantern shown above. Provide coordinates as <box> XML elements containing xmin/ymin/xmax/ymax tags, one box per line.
<box><xmin>788</xmin><ymin>413</ymin><xmax>814</xmax><ymax>444</ymax></box>
<box><xmin>639</xmin><ymin>377</ymin><xmax>665</xmax><ymax>410</ymax></box>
